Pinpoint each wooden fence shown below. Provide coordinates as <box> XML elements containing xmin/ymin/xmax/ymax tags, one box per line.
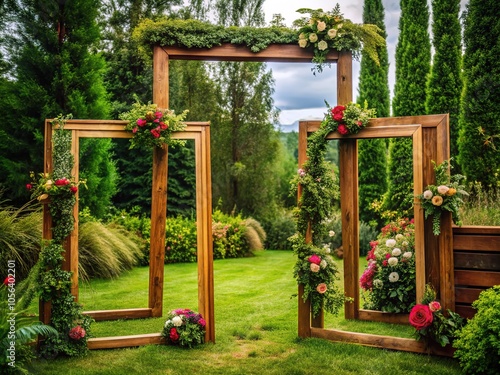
<box><xmin>453</xmin><ymin>225</ymin><xmax>500</xmax><ymax>318</ymax></box>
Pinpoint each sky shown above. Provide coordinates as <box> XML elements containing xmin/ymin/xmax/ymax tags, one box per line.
<box><xmin>261</xmin><ymin>0</ymin><xmax>468</xmax><ymax>128</ymax></box>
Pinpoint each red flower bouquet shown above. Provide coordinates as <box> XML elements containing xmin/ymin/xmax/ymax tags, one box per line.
<box><xmin>322</xmin><ymin>101</ymin><xmax>375</xmax><ymax>136</ymax></box>
<box><xmin>161</xmin><ymin>309</ymin><xmax>206</xmax><ymax>348</ymax></box>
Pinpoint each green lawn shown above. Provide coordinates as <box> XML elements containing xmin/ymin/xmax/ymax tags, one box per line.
<box><xmin>30</xmin><ymin>250</ymin><xmax>463</xmax><ymax>374</ymax></box>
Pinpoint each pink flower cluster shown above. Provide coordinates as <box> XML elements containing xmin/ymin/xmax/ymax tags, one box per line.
<box><xmin>68</xmin><ymin>325</ymin><xmax>86</xmax><ymax>340</ymax></box>
<box><xmin>307</xmin><ymin>255</ymin><xmax>328</xmax><ymax>294</ymax></box>
<box><xmin>134</xmin><ymin>110</ymin><xmax>168</xmax><ymax>139</ymax></box>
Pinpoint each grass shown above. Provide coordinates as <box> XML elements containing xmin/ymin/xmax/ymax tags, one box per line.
<box><xmin>28</xmin><ymin>251</ymin><xmax>463</xmax><ymax>374</ymax></box>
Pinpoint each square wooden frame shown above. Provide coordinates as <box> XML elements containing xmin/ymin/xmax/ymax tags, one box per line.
<box><xmin>41</xmin><ymin>119</ymin><xmax>214</xmax><ymax>349</ymax></box>
<box><xmin>297</xmin><ymin>114</ymin><xmax>452</xmax><ymax>355</ymax></box>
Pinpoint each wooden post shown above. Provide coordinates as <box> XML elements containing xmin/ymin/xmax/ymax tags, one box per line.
<box><xmin>337</xmin><ymin>51</ymin><xmax>357</xmax><ymax>319</ymax></box>
<box><xmin>149</xmin><ymin>46</ymin><xmax>170</xmax><ymax>317</ymax></box>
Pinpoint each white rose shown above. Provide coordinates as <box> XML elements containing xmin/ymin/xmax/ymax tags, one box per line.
<box><xmin>395</xmin><ymin>234</ymin><xmax>404</xmax><ymax>241</ymax></box>
<box><xmin>172</xmin><ymin>316</ymin><xmax>183</xmax><ymax>327</ymax></box>
<box><xmin>320</xmin><ymin>259</ymin><xmax>327</xmax><ymax>269</ymax></box>
<box><xmin>317</xmin><ymin>20</ymin><xmax>326</xmax><ymax>32</ymax></box>
<box><xmin>327</xmin><ymin>29</ymin><xmax>337</xmax><ymax>38</ymax></box>
<box><xmin>309</xmin><ymin>33</ymin><xmax>318</xmax><ymax>43</ymax></box>
<box><xmin>164</xmin><ymin>319</ymin><xmax>172</xmax><ymax>328</ymax></box>
<box><xmin>386</xmin><ymin>239</ymin><xmax>396</xmax><ymax>248</ymax></box>
<box><xmin>298</xmin><ymin>39</ymin><xmax>308</xmax><ymax>48</ymax></box>
<box><xmin>317</xmin><ymin>40</ymin><xmax>328</xmax><ymax>51</ymax></box>
<box><xmin>437</xmin><ymin>185</ymin><xmax>449</xmax><ymax>195</ymax></box>
<box><xmin>329</xmin><ymin>230</ymin><xmax>335</xmax><ymax>237</ymax></box>
<box><xmin>423</xmin><ymin>189</ymin><xmax>433</xmax><ymax>199</ymax></box>
<box><xmin>373</xmin><ymin>279</ymin><xmax>383</xmax><ymax>288</ymax></box>
<box><xmin>388</xmin><ymin>257</ymin><xmax>398</xmax><ymax>266</ymax></box>
<box><xmin>389</xmin><ymin>272</ymin><xmax>399</xmax><ymax>283</ymax></box>
<box><xmin>403</xmin><ymin>252</ymin><xmax>413</xmax><ymax>259</ymax></box>
<box><xmin>392</xmin><ymin>248</ymin><xmax>402</xmax><ymax>257</ymax></box>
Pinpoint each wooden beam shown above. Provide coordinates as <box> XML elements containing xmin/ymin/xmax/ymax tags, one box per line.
<box><xmin>162</xmin><ymin>44</ymin><xmax>339</xmax><ymax>63</ymax></box>
<box><xmin>88</xmin><ymin>333</ymin><xmax>164</xmax><ymax>350</ymax></box>
<box><xmin>83</xmin><ymin>308</ymin><xmax>153</xmax><ymax>321</ymax></box>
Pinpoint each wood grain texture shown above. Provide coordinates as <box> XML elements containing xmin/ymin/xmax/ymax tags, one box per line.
<box><xmin>87</xmin><ymin>333</ymin><xmax>164</xmax><ymax>350</ymax></box>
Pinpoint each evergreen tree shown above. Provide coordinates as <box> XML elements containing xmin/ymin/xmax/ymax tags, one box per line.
<box><xmin>357</xmin><ymin>0</ymin><xmax>390</xmax><ymax>227</ymax></box>
<box><xmin>457</xmin><ymin>0</ymin><xmax>500</xmax><ymax>190</ymax></box>
<box><xmin>211</xmin><ymin>0</ymin><xmax>283</xmax><ymax>220</ymax></box>
<box><xmin>385</xmin><ymin>0</ymin><xmax>431</xmax><ymax>217</ymax></box>
<box><xmin>426</xmin><ymin>0</ymin><xmax>462</xmax><ymax>167</ymax></box>
<box><xmin>0</xmin><ymin>0</ymin><xmax>116</xmax><ymax>213</ymax></box>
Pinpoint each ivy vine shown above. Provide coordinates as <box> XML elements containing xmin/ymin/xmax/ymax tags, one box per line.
<box><xmin>36</xmin><ymin>115</ymin><xmax>93</xmax><ymax>358</ymax></box>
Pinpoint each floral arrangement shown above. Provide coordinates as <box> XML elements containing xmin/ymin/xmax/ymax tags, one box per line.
<box><xmin>162</xmin><ymin>309</ymin><xmax>206</xmax><ymax>348</ymax></box>
<box><xmin>27</xmin><ymin>172</ymin><xmax>82</xmax><ymax>202</ymax></box>
<box><xmin>322</xmin><ymin>101</ymin><xmax>375</xmax><ymax>136</ymax></box>
<box><xmin>119</xmin><ymin>101</ymin><xmax>189</xmax><ymax>149</ymax></box>
<box><xmin>418</xmin><ymin>159</ymin><xmax>468</xmax><ymax>235</ymax></box>
<box><xmin>409</xmin><ymin>284</ymin><xmax>465</xmax><ymax>347</ymax></box>
<box><xmin>290</xmin><ymin>233</ymin><xmax>344</xmax><ymax>317</ymax></box>
<box><xmin>360</xmin><ymin>218</ymin><xmax>416</xmax><ymax>313</ymax></box>
<box><xmin>293</xmin><ymin>5</ymin><xmax>385</xmax><ymax>72</ymax></box>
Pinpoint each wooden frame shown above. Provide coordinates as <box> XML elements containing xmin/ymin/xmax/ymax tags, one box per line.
<box><xmin>297</xmin><ymin>114</ymin><xmax>451</xmax><ymax>355</ymax></box>
<box><xmin>41</xmin><ymin>119</ymin><xmax>214</xmax><ymax>348</ymax></box>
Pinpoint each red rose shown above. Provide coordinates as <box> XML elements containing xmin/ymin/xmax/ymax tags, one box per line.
<box><xmin>307</xmin><ymin>254</ymin><xmax>321</xmax><ymax>265</ymax></box>
<box><xmin>136</xmin><ymin>118</ymin><xmax>147</xmax><ymax>127</ymax></box>
<box><xmin>151</xmin><ymin>129</ymin><xmax>161</xmax><ymax>138</ymax></box>
<box><xmin>169</xmin><ymin>327</ymin><xmax>179</xmax><ymax>341</ymax></box>
<box><xmin>55</xmin><ymin>178</ymin><xmax>70</xmax><ymax>186</ymax></box>
<box><xmin>155</xmin><ymin>111</ymin><xmax>163</xmax><ymax>119</ymax></box>
<box><xmin>333</xmin><ymin>112</ymin><xmax>344</xmax><ymax>121</ymax></box>
<box><xmin>409</xmin><ymin>304</ymin><xmax>433</xmax><ymax>330</ymax></box>
<box><xmin>3</xmin><ymin>276</ymin><xmax>13</xmax><ymax>286</ymax></box>
<box><xmin>70</xmin><ymin>186</ymin><xmax>78</xmax><ymax>194</ymax></box>
<box><xmin>26</xmin><ymin>183</ymin><xmax>32</xmax><ymax>190</ymax></box>
<box><xmin>337</xmin><ymin>124</ymin><xmax>349</xmax><ymax>135</ymax></box>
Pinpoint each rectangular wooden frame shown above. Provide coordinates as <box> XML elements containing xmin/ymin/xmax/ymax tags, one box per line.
<box><xmin>297</xmin><ymin>114</ymin><xmax>452</xmax><ymax>355</ymax></box>
<box><xmin>41</xmin><ymin>119</ymin><xmax>214</xmax><ymax>349</ymax></box>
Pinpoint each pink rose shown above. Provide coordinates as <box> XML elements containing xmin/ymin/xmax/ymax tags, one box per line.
<box><xmin>155</xmin><ymin>111</ymin><xmax>163</xmax><ymax>119</ymax></box>
<box><xmin>310</xmin><ymin>263</ymin><xmax>320</xmax><ymax>272</ymax></box>
<box><xmin>151</xmin><ymin>129</ymin><xmax>161</xmax><ymax>138</ymax></box>
<box><xmin>136</xmin><ymin>118</ymin><xmax>147</xmax><ymax>127</ymax></box>
<box><xmin>316</xmin><ymin>283</ymin><xmax>327</xmax><ymax>294</ymax></box>
<box><xmin>308</xmin><ymin>254</ymin><xmax>321</xmax><ymax>265</ymax></box>
<box><xmin>132</xmin><ymin>127</ymin><xmax>138</xmax><ymax>133</ymax></box>
<box><xmin>337</xmin><ymin>124</ymin><xmax>349</xmax><ymax>135</ymax></box>
<box><xmin>409</xmin><ymin>304</ymin><xmax>433</xmax><ymax>330</ymax></box>
<box><xmin>429</xmin><ymin>301</ymin><xmax>441</xmax><ymax>312</ymax></box>
<box><xmin>199</xmin><ymin>318</ymin><xmax>206</xmax><ymax>328</ymax></box>
<box><xmin>69</xmin><ymin>325</ymin><xmax>86</xmax><ymax>340</ymax></box>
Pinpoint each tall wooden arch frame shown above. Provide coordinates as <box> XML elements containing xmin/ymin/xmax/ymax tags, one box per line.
<box><xmin>297</xmin><ymin>113</ymin><xmax>452</xmax><ymax>355</ymax></box>
<box><xmin>40</xmin><ymin>119</ymin><xmax>214</xmax><ymax>349</ymax></box>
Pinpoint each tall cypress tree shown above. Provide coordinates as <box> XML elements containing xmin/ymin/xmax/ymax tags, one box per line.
<box><xmin>457</xmin><ymin>0</ymin><xmax>500</xmax><ymax>190</ymax></box>
<box><xmin>385</xmin><ymin>0</ymin><xmax>431</xmax><ymax>217</ymax></box>
<box><xmin>0</xmin><ymin>0</ymin><xmax>116</xmax><ymax>213</ymax></box>
<box><xmin>357</xmin><ymin>0</ymin><xmax>390</xmax><ymax>227</ymax></box>
<box><xmin>426</xmin><ymin>0</ymin><xmax>462</xmax><ymax>167</ymax></box>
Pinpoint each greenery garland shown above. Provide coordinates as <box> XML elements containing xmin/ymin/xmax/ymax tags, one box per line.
<box><xmin>290</xmin><ymin>102</ymin><xmax>375</xmax><ymax>317</ymax></box>
<box><xmin>132</xmin><ymin>6</ymin><xmax>385</xmax><ymax>72</ymax></box>
<box><xmin>32</xmin><ymin>115</ymin><xmax>93</xmax><ymax>358</ymax></box>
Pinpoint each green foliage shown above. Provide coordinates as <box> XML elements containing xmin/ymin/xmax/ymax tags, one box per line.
<box><xmin>460</xmin><ymin>182</ymin><xmax>500</xmax><ymax>226</ymax></box>
<box><xmin>453</xmin><ymin>286</ymin><xmax>500</xmax><ymax>374</ymax></box>
<box><xmin>418</xmin><ymin>159</ymin><xmax>468</xmax><ymax>235</ymax></box>
<box><xmin>360</xmin><ymin>218</ymin><xmax>416</xmax><ymax>313</ymax></box>
<box><xmin>1</xmin><ymin>271</ymin><xmax>58</xmax><ymax>374</ymax></box>
<box><xmin>457</xmin><ymin>0</ymin><xmax>500</xmax><ymax>190</ymax></box>
<box><xmin>165</xmin><ymin>216</ymin><xmax>198</xmax><ymax>263</ymax></box>
<box><xmin>426</xmin><ymin>0</ymin><xmax>462</xmax><ymax>166</ymax></box>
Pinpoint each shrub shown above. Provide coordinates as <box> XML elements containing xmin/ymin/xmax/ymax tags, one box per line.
<box><xmin>453</xmin><ymin>286</ymin><xmax>500</xmax><ymax>374</ymax></box>
<box><xmin>165</xmin><ymin>216</ymin><xmax>197</xmax><ymax>263</ymax></box>
<box><xmin>212</xmin><ymin>210</ymin><xmax>250</xmax><ymax>259</ymax></box>
<box><xmin>261</xmin><ymin>210</ymin><xmax>296</xmax><ymax>250</ymax></box>
<box><xmin>244</xmin><ymin>217</ymin><xmax>266</xmax><ymax>251</ymax></box>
